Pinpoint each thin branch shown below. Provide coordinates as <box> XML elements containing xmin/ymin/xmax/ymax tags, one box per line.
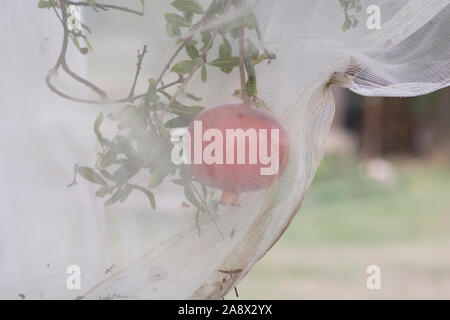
<box><xmin>46</xmin><ymin>0</ymin><xmax>149</xmax><ymax>104</ymax></box>
<box><xmin>58</xmin><ymin>2</ymin><xmax>107</xmax><ymax>98</ymax></box>
<box><xmin>46</xmin><ymin>0</ymin><xmax>229</xmax><ymax>107</ymax></box>
<box><xmin>238</xmin><ymin>15</ymin><xmax>249</xmax><ymax>104</ymax></box>
<box><xmin>160</xmin><ymin>77</ymin><xmax>185</xmax><ymax>91</ymax></box>
<box><xmin>154</xmin><ymin>44</ymin><xmax>185</xmax><ymax>88</ymax></box>
<box><xmin>62</xmin><ymin>60</ymin><xmax>108</xmax><ymax>99</ymax></box>
<box><xmin>48</xmin><ymin>0</ymin><xmax>108</xmax><ymax>100</ymax></box>
<box><xmin>45</xmin><ymin>73</ymin><xmax>106</xmax><ymax>104</ymax></box>
<box><xmin>191</xmin><ymin>0</ymin><xmax>217</xmax><ymax>30</ymax></box>
<box><xmin>53</xmin><ymin>0</ymin><xmax>70</xmax><ymax>70</ymax></box>
<box><xmin>190</xmin><ymin>182</ymin><xmax>225</xmax><ymax>240</ymax></box>
<box><xmin>154</xmin><ymin>0</ymin><xmax>218</xmax><ymax>88</ymax></box>
<box><xmin>117</xmin><ymin>77</ymin><xmax>185</xmax><ymax>102</ymax></box>
<box><xmin>157</xmin><ymin>0</ymin><xmax>234</xmax><ymax>124</ymax></box>
<box><xmin>45</xmin><ymin>71</ymin><xmax>183</xmax><ymax>105</ymax></box>
<box><xmin>47</xmin><ymin>1</ymin><xmax>220</xmax><ymax>105</ymax></box>
<box><xmin>65</xmin><ymin>1</ymin><xmax>143</xmax><ymax>16</ymax></box>
<box><xmin>127</xmin><ymin>45</ymin><xmax>148</xmax><ymax>101</ymax></box>
<box><xmin>67</xmin><ymin>164</ymin><xmax>79</xmax><ymax>187</ymax></box>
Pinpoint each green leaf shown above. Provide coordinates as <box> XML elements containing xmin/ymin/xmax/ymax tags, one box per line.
<box><xmin>185</xmin><ymin>12</ymin><xmax>194</xmax><ymax>23</ymax></box>
<box><xmin>100</xmin><ymin>149</ymin><xmax>117</xmax><ymax>168</ymax></box>
<box><xmin>171</xmin><ymin>59</ymin><xmax>198</xmax><ymax>75</ymax></box>
<box><xmin>95</xmin><ymin>186</ymin><xmax>113</xmax><ymax>198</ymax></box>
<box><xmin>94</xmin><ymin>113</ymin><xmax>104</xmax><ymax>140</ymax></box>
<box><xmin>104</xmin><ymin>189</ymin><xmax>122</xmax><ymax>206</ymax></box>
<box><xmin>38</xmin><ymin>0</ymin><xmax>59</xmax><ymax>9</ymax></box>
<box><xmin>211</xmin><ymin>0</ymin><xmax>226</xmax><ymax>15</ymax></box>
<box><xmin>72</xmin><ymin>35</ymin><xmax>81</xmax><ymax>50</ymax></box>
<box><xmin>247</xmin><ymin>75</ymin><xmax>257</xmax><ymax>97</ymax></box>
<box><xmin>245</xmin><ymin>53</ymin><xmax>256</xmax><ymax>77</ymax></box>
<box><xmin>246</xmin><ymin>39</ymin><xmax>259</xmax><ymax>59</ymax></box>
<box><xmin>195</xmin><ymin>209</ymin><xmax>201</xmax><ymax>235</ymax></box>
<box><xmin>119</xmin><ymin>184</ymin><xmax>133</xmax><ymax>203</ymax></box>
<box><xmin>145</xmin><ymin>80</ymin><xmax>159</xmax><ymax>103</ymax></box>
<box><xmin>143</xmin><ymin>135</ymin><xmax>174</xmax><ymax>169</ymax></box>
<box><xmin>171</xmin><ymin>0</ymin><xmax>204</xmax><ymax>14</ymax></box>
<box><xmin>100</xmin><ymin>169</ymin><xmax>114</xmax><ymax>181</ymax></box>
<box><xmin>223</xmin><ymin>18</ymin><xmax>240</xmax><ymax>36</ymax></box>
<box><xmin>38</xmin><ymin>0</ymin><xmax>52</xmax><ymax>9</ymax></box>
<box><xmin>116</xmin><ymin>136</ymin><xmax>138</xmax><ymax>161</ymax></box>
<box><xmin>201</xmin><ymin>64</ymin><xmax>207</xmax><ymax>82</ymax></box>
<box><xmin>165</xmin><ymin>13</ymin><xmax>191</xmax><ymax>27</ymax></box>
<box><xmin>200</xmin><ymin>183</ymin><xmax>207</xmax><ymax>199</ymax></box>
<box><xmin>170</xmin><ymin>102</ymin><xmax>204</xmax><ymax>117</ymax></box>
<box><xmin>184</xmin><ymin>185</ymin><xmax>203</xmax><ymax>211</ymax></box>
<box><xmin>185</xmin><ymin>93</ymin><xmax>202</xmax><ymax>101</ymax></box>
<box><xmin>342</xmin><ymin>13</ymin><xmax>352</xmax><ymax>31</ymax></box>
<box><xmin>166</xmin><ymin>23</ymin><xmax>181</xmax><ymax>37</ymax></box>
<box><xmin>83</xmin><ymin>36</ymin><xmax>93</xmax><ymax>51</ymax></box>
<box><xmin>253</xmin><ymin>53</ymin><xmax>269</xmax><ymax>65</ymax></box>
<box><xmin>244</xmin><ymin>12</ymin><xmax>258</xmax><ymax>30</ymax></box>
<box><xmin>130</xmin><ymin>184</ymin><xmax>156</xmax><ymax>209</ymax></box>
<box><xmin>112</xmin><ymin>160</ymin><xmax>140</xmax><ymax>184</ymax></box>
<box><xmin>148</xmin><ymin>172</ymin><xmax>164</xmax><ymax>188</ymax></box>
<box><xmin>77</xmin><ymin>167</ymin><xmax>107</xmax><ymax>186</ymax></box>
<box><xmin>201</xmin><ymin>31</ymin><xmax>212</xmax><ymax>49</ymax></box>
<box><xmin>208</xmin><ymin>57</ymin><xmax>240</xmax><ymax>73</ymax></box>
<box><xmin>219</xmin><ymin>37</ymin><xmax>232</xmax><ymax>58</ymax></box>
<box><xmin>185</xmin><ymin>42</ymin><xmax>199</xmax><ymax>59</ymax></box>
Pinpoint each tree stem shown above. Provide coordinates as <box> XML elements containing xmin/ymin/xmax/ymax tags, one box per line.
<box><xmin>238</xmin><ymin>15</ymin><xmax>249</xmax><ymax>104</ymax></box>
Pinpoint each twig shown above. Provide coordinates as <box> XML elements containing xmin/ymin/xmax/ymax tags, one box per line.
<box><xmin>67</xmin><ymin>164</ymin><xmax>79</xmax><ymax>187</ymax></box>
<box><xmin>127</xmin><ymin>76</ymin><xmax>185</xmax><ymax>102</ymax></box>
<box><xmin>46</xmin><ymin>1</ymin><xmax>218</xmax><ymax>105</ymax></box>
<box><xmin>157</xmin><ymin>0</ymin><xmax>234</xmax><ymax>124</ymax></box>
<box><xmin>46</xmin><ymin>1</ymin><xmax>149</xmax><ymax>104</ymax></box>
<box><xmin>63</xmin><ymin>60</ymin><xmax>108</xmax><ymax>99</ymax></box>
<box><xmin>48</xmin><ymin>0</ymin><xmax>108</xmax><ymax>100</ymax></box>
<box><xmin>190</xmin><ymin>182</ymin><xmax>225</xmax><ymax>240</ymax></box>
<box><xmin>153</xmin><ymin>0</ymin><xmax>218</xmax><ymax>89</ymax></box>
<box><xmin>238</xmin><ymin>15</ymin><xmax>249</xmax><ymax>103</ymax></box>
<box><xmin>127</xmin><ymin>45</ymin><xmax>148</xmax><ymax>101</ymax></box>
<box><xmin>191</xmin><ymin>0</ymin><xmax>217</xmax><ymax>30</ymax></box>
<box><xmin>65</xmin><ymin>1</ymin><xmax>144</xmax><ymax>16</ymax></box>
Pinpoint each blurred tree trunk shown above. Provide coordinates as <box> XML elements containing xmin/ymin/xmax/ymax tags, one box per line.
<box><xmin>430</xmin><ymin>88</ymin><xmax>450</xmax><ymax>160</ymax></box>
<box><xmin>362</xmin><ymin>97</ymin><xmax>384</xmax><ymax>159</ymax></box>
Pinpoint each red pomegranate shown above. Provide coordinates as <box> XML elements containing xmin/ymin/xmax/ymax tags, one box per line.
<box><xmin>188</xmin><ymin>103</ymin><xmax>289</xmax><ymax>205</ymax></box>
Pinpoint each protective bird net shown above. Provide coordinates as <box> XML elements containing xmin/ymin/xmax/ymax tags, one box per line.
<box><xmin>0</xmin><ymin>0</ymin><xmax>449</xmax><ymax>299</ymax></box>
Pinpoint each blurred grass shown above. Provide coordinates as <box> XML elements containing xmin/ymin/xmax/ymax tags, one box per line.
<box><xmin>226</xmin><ymin>156</ymin><xmax>450</xmax><ymax>299</ymax></box>
<box><xmin>288</xmin><ymin>155</ymin><xmax>450</xmax><ymax>244</ymax></box>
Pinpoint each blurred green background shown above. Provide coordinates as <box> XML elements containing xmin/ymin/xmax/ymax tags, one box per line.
<box><xmin>228</xmin><ymin>88</ymin><xmax>450</xmax><ymax>299</ymax></box>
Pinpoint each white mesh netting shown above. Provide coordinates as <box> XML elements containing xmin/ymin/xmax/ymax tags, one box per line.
<box><xmin>0</xmin><ymin>0</ymin><xmax>449</xmax><ymax>299</ymax></box>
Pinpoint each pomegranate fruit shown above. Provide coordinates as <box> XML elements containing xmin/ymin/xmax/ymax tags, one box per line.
<box><xmin>188</xmin><ymin>103</ymin><xmax>290</xmax><ymax>205</ymax></box>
